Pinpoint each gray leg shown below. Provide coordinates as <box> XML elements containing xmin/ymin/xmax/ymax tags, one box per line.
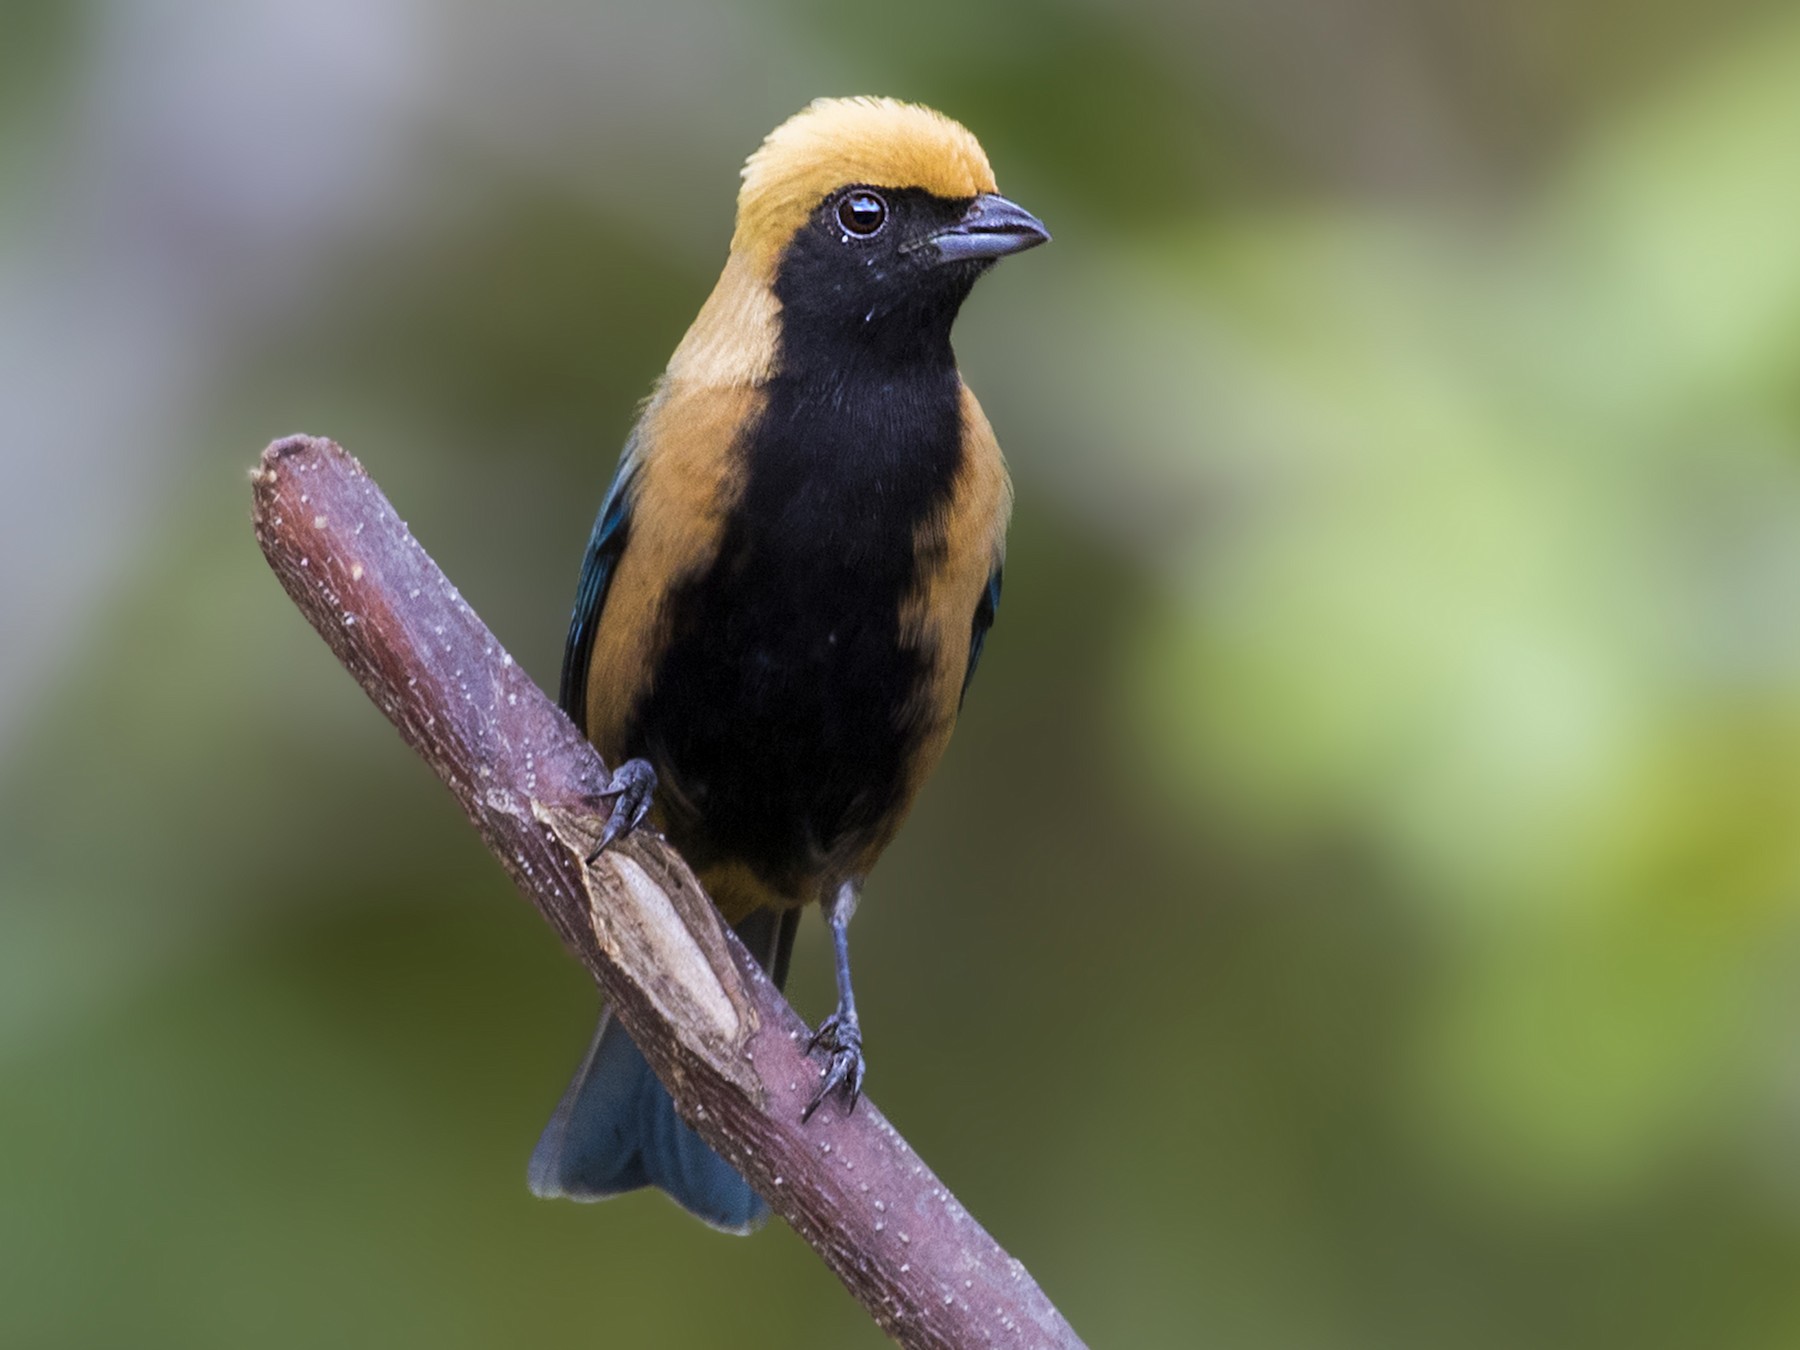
<box><xmin>804</xmin><ymin>879</ymin><xmax>866</xmax><ymax>1120</ymax></box>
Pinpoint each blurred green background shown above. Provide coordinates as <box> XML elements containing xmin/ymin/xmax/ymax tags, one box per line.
<box><xmin>7</xmin><ymin>1</ymin><xmax>1800</xmax><ymax>1346</ymax></box>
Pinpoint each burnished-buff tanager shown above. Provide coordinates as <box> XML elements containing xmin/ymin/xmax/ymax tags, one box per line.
<box><xmin>529</xmin><ymin>97</ymin><xmax>1048</xmax><ymax>1231</ymax></box>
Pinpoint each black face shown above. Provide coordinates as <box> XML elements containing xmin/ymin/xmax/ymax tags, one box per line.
<box><xmin>771</xmin><ymin>186</ymin><xmax>993</xmax><ymax>369</ymax></box>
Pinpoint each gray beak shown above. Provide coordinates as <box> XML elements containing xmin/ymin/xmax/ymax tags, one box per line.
<box><xmin>928</xmin><ymin>192</ymin><xmax>1051</xmax><ymax>264</ymax></box>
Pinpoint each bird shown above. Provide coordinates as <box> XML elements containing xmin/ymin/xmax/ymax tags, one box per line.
<box><xmin>528</xmin><ymin>96</ymin><xmax>1048</xmax><ymax>1233</ymax></box>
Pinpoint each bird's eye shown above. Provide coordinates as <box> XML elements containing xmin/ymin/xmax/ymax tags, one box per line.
<box><xmin>836</xmin><ymin>190</ymin><xmax>888</xmax><ymax>238</ymax></box>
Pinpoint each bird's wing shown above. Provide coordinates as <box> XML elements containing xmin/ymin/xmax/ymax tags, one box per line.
<box><xmin>960</xmin><ymin>560</ymin><xmax>1003</xmax><ymax>704</ymax></box>
<box><xmin>558</xmin><ymin>438</ymin><xmax>641</xmax><ymax>733</ymax></box>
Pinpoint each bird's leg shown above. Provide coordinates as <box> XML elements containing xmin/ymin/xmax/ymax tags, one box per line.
<box><xmin>804</xmin><ymin>878</ymin><xmax>866</xmax><ymax>1120</ymax></box>
<box><xmin>585</xmin><ymin>757</ymin><xmax>657</xmax><ymax>861</ymax></box>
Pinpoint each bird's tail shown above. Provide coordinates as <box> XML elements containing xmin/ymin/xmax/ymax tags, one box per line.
<box><xmin>527</xmin><ymin>907</ymin><xmax>798</xmax><ymax>1233</ymax></box>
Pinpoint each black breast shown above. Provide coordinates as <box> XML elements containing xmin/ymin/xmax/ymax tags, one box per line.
<box><xmin>629</xmin><ymin>360</ymin><xmax>963</xmax><ymax>894</ymax></box>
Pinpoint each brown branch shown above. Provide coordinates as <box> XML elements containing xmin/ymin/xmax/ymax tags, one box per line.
<box><xmin>250</xmin><ymin>434</ymin><xmax>1085</xmax><ymax>1350</ymax></box>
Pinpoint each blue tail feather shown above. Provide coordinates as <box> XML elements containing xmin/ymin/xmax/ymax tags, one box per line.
<box><xmin>527</xmin><ymin>1008</ymin><xmax>766</xmax><ymax>1233</ymax></box>
<box><xmin>528</xmin><ymin>908</ymin><xmax>798</xmax><ymax>1234</ymax></box>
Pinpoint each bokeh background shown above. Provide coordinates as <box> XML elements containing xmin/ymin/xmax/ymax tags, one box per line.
<box><xmin>7</xmin><ymin>1</ymin><xmax>1800</xmax><ymax>1346</ymax></box>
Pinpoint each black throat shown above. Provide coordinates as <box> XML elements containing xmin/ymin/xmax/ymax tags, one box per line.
<box><xmin>770</xmin><ymin>186</ymin><xmax>986</xmax><ymax>370</ymax></box>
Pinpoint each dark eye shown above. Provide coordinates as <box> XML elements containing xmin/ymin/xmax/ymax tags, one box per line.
<box><xmin>836</xmin><ymin>189</ymin><xmax>888</xmax><ymax>237</ymax></box>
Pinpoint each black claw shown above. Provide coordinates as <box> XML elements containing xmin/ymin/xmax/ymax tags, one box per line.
<box><xmin>802</xmin><ymin>1011</ymin><xmax>865</xmax><ymax>1121</ymax></box>
<box><xmin>586</xmin><ymin>758</ymin><xmax>657</xmax><ymax>862</ymax></box>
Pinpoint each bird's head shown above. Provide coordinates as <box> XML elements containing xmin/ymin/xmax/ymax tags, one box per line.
<box><xmin>670</xmin><ymin>98</ymin><xmax>1049</xmax><ymax>383</ymax></box>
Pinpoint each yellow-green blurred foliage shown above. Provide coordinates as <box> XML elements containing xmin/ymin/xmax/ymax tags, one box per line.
<box><xmin>6</xmin><ymin>2</ymin><xmax>1800</xmax><ymax>1346</ymax></box>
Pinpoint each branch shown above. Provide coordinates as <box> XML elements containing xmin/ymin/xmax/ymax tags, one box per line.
<box><xmin>250</xmin><ymin>435</ymin><xmax>1085</xmax><ymax>1350</ymax></box>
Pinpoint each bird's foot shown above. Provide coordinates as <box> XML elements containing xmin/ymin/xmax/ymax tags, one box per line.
<box><xmin>803</xmin><ymin>1008</ymin><xmax>865</xmax><ymax>1121</ymax></box>
<box><xmin>585</xmin><ymin>758</ymin><xmax>657</xmax><ymax>861</ymax></box>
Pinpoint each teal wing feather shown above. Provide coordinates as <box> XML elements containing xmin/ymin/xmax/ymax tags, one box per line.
<box><xmin>558</xmin><ymin>439</ymin><xmax>641</xmax><ymax>733</ymax></box>
<box><xmin>960</xmin><ymin>561</ymin><xmax>1003</xmax><ymax>704</ymax></box>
